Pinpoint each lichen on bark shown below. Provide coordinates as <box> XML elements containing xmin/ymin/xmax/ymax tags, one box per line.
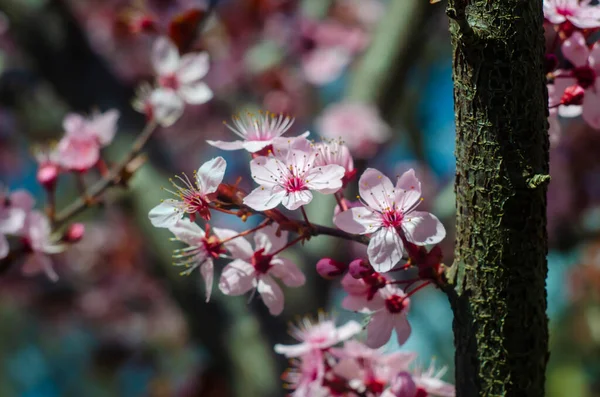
<box><xmin>445</xmin><ymin>0</ymin><xmax>550</xmax><ymax>396</ymax></box>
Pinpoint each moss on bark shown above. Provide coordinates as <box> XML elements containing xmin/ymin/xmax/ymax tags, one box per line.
<box><xmin>446</xmin><ymin>1</ymin><xmax>550</xmax><ymax>396</ymax></box>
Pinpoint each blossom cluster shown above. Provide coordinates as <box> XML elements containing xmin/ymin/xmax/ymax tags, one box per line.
<box><xmin>544</xmin><ymin>0</ymin><xmax>600</xmax><ymax>143</ymax></box>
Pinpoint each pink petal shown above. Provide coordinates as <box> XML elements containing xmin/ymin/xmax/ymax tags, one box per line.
<box><xmin>257</xmin><ymin>275</ymin><xmax>285</xmax><ymax>315</ymax></box>
<box><xmin>358</xmin><ymin>168</ymin><xmax>395</xmax><ymax>211</ymax></box>
<box><xmin>11</xmin><ymin>190</ymin><xmax>36</xmax><ymax>212</ymax></box>
<box><xmin>281</xmin><ymin>190</ymin><xmax>313</xmax><ymax>210</ymax></box>
<box><xmin>206</xmin><ymin>140</ymin><xmax>246</xmax><ymax>151</ymax></box>
<box><xmin>150</xmin><ymin>88</ymin><xmax>185</xmax><ymax>127</ymax></box>
<box><xmin>250</xmin><ymin>156</ymin><xmax>285</xmax><ymax>188</ymax></box>
<box><xmin>0</xmin><ymin>208</ymin><xmax>25</xmax><ymax>235</ymax></box>
<box><xmin>254</xmin><ymin>223</ymin><xmax>288</xmax><ymax>255</ymax></box>
<box><xmin>152</xmin><ymin>36</ymin><xmax>179</xmax><ymax>75</ymax></box>
<box><xmin>23</xmin><ymin>252</ymin><xmax>58</xmax><ymax>282</ymax></box>
<box><xmin>401</xmin><ymin>211</ymin><xmax>446</xmax><ymax>246</ymax></box>
<box><xmin>333</xmin><ymin>206</ymin><xmax>382</xmax><ymax>234</ymax></box>
<box><xmin>303</xmin><ymin>46</ymin><xmax>351</xmax><ymax>85</ymax></box>
<box><xmin>213</xmin><ymin>228</ymin><xmax>254</xmax><ymax>259</ymax></box>
<box><xmin>201</xmin><ymin>259</ymin><xmax>214</xmax><ymax>302</ymax></box>
<box><xmin>395</xmin><ymin>169</ymin><xmax>422</xmax><ymax>212</ymax></box>
<box><xmin>89</xmin><ymin>109</ymin><xmax>119</xmax><ymax>146</ymax></box>
<box><xmin>394</xmin><ymin>315</ymin><xmax>411</xmax><ymax>345</ymax></box>
<box><xmin>168</xmin><ymin>218</ymin><xmax>205</xmax><ymax>245</ymax></box>
<box><xmin>583</xmin><ymin>85</ymin><xmax>600</xmax><ymax>129</ymax></box>
<box><xmin>242</xmin><ymin>140</ymin><xmax>273</xmax><ymax>153</ymax></box>
<box><xmin>367</xmin><ymin>227</ymin><xmax>404</xmax><ymax>273</ymax></box>
<box><xmin>196</xmin><ymin>157</ymin><xmax>227</xmax><ymax>194</ymax></box>
<box><xmin>57</xmin><ymin>135</ymin><xmax>100</xmax><ymax>171</ymax></box>
<box><xmin>589</xmin><ymin>42</ymin><xmax>600</xmax><ymax>72</ymax></box>
<box><xmin>178</xmin><ymin>81</ymin><xmax>213</xmax><ymax>104</ymax></box>
<box><xmin>269</xmin><ymin>257</ymin><xmax>306</xmax><ymax>287</ymax></box>
<box><xmin>63</xmin><ymin>113</ymin><xmax>85</xmax><ymax>136</ymax></box>
<box><xmin>148</xmin><ymin>199</ymin><xmax>183</xmax><ymax>228</ymax></box>
<box><xmin>176</xmin><ymin>52</ymin><xmax>209</xmax><ymax>83</ymax></box>
<box><xmin>561</xmin><ymin>31</ymin><xmax>589</xmax><ymax>67</ymax></box>
<box><xmin>305</xmin><ymin>164</ymin><xmax>345</xmax><ymax>194</ymax></box>
<box><xmin>366</xmin><ymin>311</ymin><xmax>394</xmax><ymax>348</ymax></box>
<box><xmin>243</xmin><ymin>186</ymin><xmax>287</xmax><ymax>211</ymax></box>
<box><xmin>219</xmin><ymin>259</ymin><xmax>256</xmax><ymax>295</ymax></box>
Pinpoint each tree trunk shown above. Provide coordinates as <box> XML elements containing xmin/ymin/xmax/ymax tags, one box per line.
<box><xmin>446</xmin><ymin>0</ymin><xmax>549</xmax><ymax>396</ymax></box>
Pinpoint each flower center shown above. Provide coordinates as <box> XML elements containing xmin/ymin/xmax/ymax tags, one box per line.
<box><xmin>251</xmin><ymin>248</ymin><xmax>273</xmax><ymax>274</ymax></box>
<box><xmin>385</xmin><ymin>295</ymin><xmax>408</xmax><ymax>314</ymax></box>
<box><xmin>203</xmin><ymin>236</ymin><xmax>225</xmax><ymax>259</ymax></box>
<box><xmin>285</xmin><ymin>176</ymin><xmax>306</xmax><ymax>193</ymax></box>
<box><xmin>183</xmin><ymin>193</ymin><xmax>211</xmax><ymax>221</ymax></box>
<box><xmin>556</xmin><ymin>6</ymin><xmax>575</xmax><ymax>16</ymax></box>
<box><xmin>573</xmin><ymin>66</ymin><xmax>596</xmax><ymax>89</ymax></box>
<box><xmin>363</xmin><ymin>273</ymin><xmax>387</xmax><ymax>300</ymax></box>
<box><xmin>415</xmin><ymin>387</ymin><xmax>428</xmax><ymax>397</ymax></box>
<box><xmin>365</xmin><ymin>378</ymin><xmax>386</xmax><ymax>394</ymax></box>
<box><xmin>159</xmin><ymin>73</ymin><xmax>180</xmax><ymax>90</ymax></box>
<box><xmin>381</xmin><ymin>209</ymin><xmax>403</xmax><ymax>228</ymax></box>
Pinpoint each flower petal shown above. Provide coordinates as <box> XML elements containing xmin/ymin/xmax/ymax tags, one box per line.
<box><xmin>242</xmin><ymin>140</ymin><xmax>273</xmax><ymax>153</ymax></box>
<box><xmin>583</xmin><ymin>86</ymin><xmax>600</xmax><ymax>129</ymax></box>
<box><xmin>359</xmin><ymin>168</ymin><xmax>395</xmax><ymax>211</ymax></box>
<box><xmin>168</xmin><ymin>218</ymin><xmax>205</xmax><ymax>245</ymax></box>
<box><xmin>219</xmin><ymin>259</ymin><xmax>256</xmax><ymax>295</ymax></box>
<box><xmin>148</xmin><ymin>199</ymin><xmax>183</xmax><ymax>228</ymax></box>
<box><xmin>257</xmin><ymin>275</ymin><xmax>285</xmax><ymax>315</ymax></box>
<box><xmin>269</xmin><ymin>257</ymin><xmax>306</xmax><ymax>287</ymax></box>
<box><xmin>366</xmin><ymin>311</ymin><xmax>394</xmax><ymax>348</ymax></box>
<box><xmin>176</xmin><ymin>52</ymin><xmax>209</xmax><ymax>83</ymax></box>
<box><xmin>0</xmin><ymin>235</ymin><xmax>8</xmax><ymax>259</ymax></box>
<box><xmin>401</xmin><ymin>211</ymin><xmax>446</xmax><ymax>246</ymax></box>
<box><xmin>254</xmin><ymin>223</ymin><xmax>288</xmax><ymax>254</ymax></box>
<box><xmin>22</xmin><ymin>252</ymin><xmax>58</xmax><ymax>282</ymax></box>
<box><xmin>150</xmin><ymin>88</ymin><xmax>185</xmax><ymax>127</ymax></box>
<box><xmin>206</xmin><ymin>140</ymin><xmax>245</xmax><ymax>151</ymax></box>
<box><xmin>178</xmin><ymin>81</ymin><xmax>213</xmax><ymax>104</ymax></box>
<box><xmin>367</xmin><ymin>227</ymin><xmax>404</xmax><ymax>272</ymax></box>
<box><xmin>305</xmin><ymin>164</ymin><xmax>345</xmax><ymax>194</ymax></box>
<box><xmin>243</xmin><ymin>186</ymin><xmax>287</xmax><ymax>211</ymax></box>
<box><xmin>395</xmin><ymin>169</ymin><xmax>422</xmax><ymax>212</ymax></box>
<box><xmin>249</xmin><ymin>156</ymin><xmax>285</xmax><ymax>188</ymax></box>
<box><xmin>213</xmin><ymin>228</ymin><xmax>254</xmax><ymax>259</ymax></box>
<box><xmin>200</xmin><ymin>259</ymin><xmax>214</xmax><ymax>302</ymax></box>
<box><xmin>335</xmin><ymin>320</ymin><xmax>362</xmax><ymax>342</ymax></box>
<box><xmin>196</xmin><ymin>156</ymin><xmax>227</xmax><ymax>194</ymax></box>
<box><xmin>561</xmin><ymin>31</ymin><xmax>589</xmax><ymax>67</ymax></box>
<box><xmin>333</xmin><ymin>206</ymin><xmax>381</xmax><ymax>234</ymax></box>
<box><xmin>394</xmin><ymin>315</ymin><xmax>411</xmax><ymax>345</ymax></box>
<box><xmin>89</xmin><ymin>109</ymin><xmax>120</xmax><ymax>146</ymax></box>
<box><xmin>152</xmin><ymin>36</ymin><xmax>179</xmax><ymax>75</ymax></box>
<box><xmin>282</xmin><ymin>190</ymin><xmax>313</xmax><ymax>210</ymax></box>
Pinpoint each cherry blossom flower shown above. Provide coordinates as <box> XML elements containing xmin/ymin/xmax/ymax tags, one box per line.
<box><xmin>282</xmin><ymin>350</ymin><xmax>329</xmax><ymax>397</ymax></box>
<box><xmin>0</xmin><ymin>188</ymin><xmax>33</xmax><ymax>258</ymax></box>
<box><xmin>152</xmin><ymin>36</ymin><xmax>213</xmax><ymax>106</ymax></box>
<box><xmin>148</xmin><ymin>157</ymin><xmax>226</xmax><ymax>228</ymax></box>
<box><xmin>207</xmin><ymin>111</ymin><xmax>296</xmax><ymax>153</ymax></box>
<box><xmin>543</xmin><ymin>0</ymin><xmax>600</xmax><ymax>29</ymax></box>
<box><xmin>57</xmin><ymin>109</ymin><xmax>120</xmax><ymax>172</ymax></box>
<box><xmin>365</xmin><ymin>284</ymin><xmax>411</xmax><ymax>348</ymax></box>
<box><xmin>313</xmin><ymin>138</ymin><xmax>356</xmax><ymax>187</ymax></box>
<box><xmin>20</xmin><ymin>211</ymin><xmax>66</xmax><ymax>282</ymax></box>
<box><xmin>334</xmin><ymin>168</ymin><xmax>446</xmax><ymax>272</ymax></box>
<box><xmin>218</xmin><ymin>224</ymin><xmax>305</xmax><ymax>315</ymax></box>
<box><xmin>243</xmin><ymin>137</ymin><xmax>345</xmax><ymax>211</ymax></box>
<box><xmin>168</xmin><ymin>218</ymin><xmax>237</xmax><ymax>302</ymax></box>
<box><xmin>317</xmin><ymin>102</ymin><xmax>391</xmax><ymax>158</ymax></box>
<box><xmin>133</xmin><ymin>83</ymin><xmax>184</xmax><ymax>127</ymax></box>
<box><xmin>381</xmin><ymin>372</ymin><xmax>417</xmax><ymax>397</ymax></box>
<box><xmin>274</xmin><ymin>314</ymin><xmax>362</xmax><ymax>357</ymax></box>
<box><xmin>341</xmin><ymin>271</ymin><xmax>387</xmax><ymax>313</ymax></box>
<box><xmin>33</xmin><ymin>145</ymin><xmax>61</xmax><ymax>190</ymax></box>
<box><xmin>412</xmin><ymin>361</ymin><xmax>456</xmax><ymax>397</ymax></box>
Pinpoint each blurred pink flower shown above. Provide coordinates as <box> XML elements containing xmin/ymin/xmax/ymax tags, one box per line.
<box><xmin>317</xmin><ymin>102</ymin><xmax>391</xmax><ymax>158</ymax></box>
<box><xmin>313</xmin><ymin>138</ymin><xmax>355</xmax><ymax>187</ymax></box>
<box><xmin>274</xmin><ymin>315</ymin><xmax>362</xmax><ymax>357</ymax></box>
<box><xmin>218</xmin><ymin>224</ymin><xmax>305</xmax><ymax>315</ymax></box>
<box><xmin>365</xmin><ymin>284</ymin><xmax>411</xmax><ymax>348</ymax></box>
<box><xmin>57</xmin><ymin>109</ymin><xmax>120</xmax><ymax>172</ymax></box>
<box><xmin>341</xmin><ymin>271</ymin><xmax>387</xmax><ymax>313</ymax></box>
<box><xmin>334</xmin><ymin>169</ymin><xmax>446</xmax><ymax>272</ymax></box>
<box><xmin>133</xmin><ymin>83</ymin><xmax>184</xmax><ymax>127</ymax></box>
<box><xmin>0</xmin><ymin>188</ymin><xmax>32</xmax><ymax>258</ymax></box>
<box><xmin>20</xmin><ymin>210</ymin><xmax>65</xmax><ymax>282</ymax></box>
<box><xmin>207</xmin><ymin>111</ymin><xmax>295</xmax><ymax>152</ymax></box>
<box><xmin>243</xmin><ymin>137</ymin><xmax>345</xmax><ymax>211</ymax></box>
<box><xmin>412</xmin><ymin>361</ymin><xmax>456</xmax><ymax>397</ymax></box>
<box><xmin>148</xmin><ymin>156</ymin><xmax>226</xmax><ymax>227</ymax></box>
<box><xmin>152</xmin><ymin>36</ymin><xmax>213</xmax><ymax>105</ymax></box>
<box><xmin>543</xmin><ymin>0</ymin><xmax>600</xmax><ymax>29</ymax></box>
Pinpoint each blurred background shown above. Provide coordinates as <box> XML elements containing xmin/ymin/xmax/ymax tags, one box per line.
<box><xmin>0</xmin><ymin>0</ymin><xmax>597</xmax><ymax>396</ymax></box>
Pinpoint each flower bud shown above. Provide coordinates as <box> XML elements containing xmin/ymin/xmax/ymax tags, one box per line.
<box><xmin>63</xmin><ymin>223</ymin><xmax>85</xmax><ymax>243</ymax></box>
<box><xmin>388</xmin><ymin>372</ymin><xmax>417</xmax><ymax>397</ymax></box>
<box><xmin>37</xmin><ymin>163</ymin><xmax>59</xmax><ymax>191</ymax></box>
<box><xmin>561</xmin><ymin>84</ymin><xmax>585</xmax><ymax>106</ymax></box>
<box><xmin>348</xmin><ymin>258</ymin><xmax>373</xmax><ymax>279</ymax></box>
<box><xmin>316</xmin><ymin>258</ymin><xmax>346</xmax><ymax>279</ymax></box>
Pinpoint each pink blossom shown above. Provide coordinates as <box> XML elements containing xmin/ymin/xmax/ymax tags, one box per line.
<box><xmin>365</xmin><ymin>285</ymin><xmax>411</xmax><ymax>348</ymax></box>
<box><xmin>543</xmin><ymin>0</ymin><xmax>600</xmax><ymax>29</ymax></box>
<box><xmin>34</xmin><ymin>145</ymin><xmax>61</xmax><ymax>190</ymax></box>
<box><xmin>243</xmin><ymin>137</ymin><xmax>345</xmax><ymax>211</ymax></box>
<box><xmin>341</xmin><ymin>271</ymin><xmax>387</xmax><ymax>313</ymax></box>
<box><xmin>207</xmin><ymin>111</ymin><xmax>296</xmax><ymax>153</ymax></box>
<box><xmin>133</xmin><ymin>83</ymin><xmax>184</xmax><ymax>127</ymax></box>
<box><xmin>274</xmin><ymin>315</ymin><xmax>362</xmax><ymax>357</ymax></box>
<box><xmin>218</xmin><ymin>224</ymin><xmax>305</xmax><ymax>315</ymax></box>
<box><xmin>317</xmin><ymin>102</ymin><xmax>391</xmax><ymax>158</ymax></box>
<box><xmin>334</xmin><ymin>169</ymin><xmax>446</xmax><ymax>272</ymax></box>
<box><xmin>19</xmin><ymin>210</ymin><xmax>65</xmax><ymax>282</ymax></box>
<box><xmin>168</xmin><ymin>219</ymin><xmax>237</xmax><ymax>302</ymax></box>
<box><xmin>313</xmin><ymin>138</ymin><xmax>356</xmax><ymax>187</ymax></box>
<box><xmin>152</xmin><ymin>36</ymin><xmax>213</xmax><ymax>105</ymax></box>
<box><xmin>57</xmin><ymin>109</ymin><xmax>120</xmax><ymax>172</ymax></box>
<box><xmin>148</xmin><ymin>157</ymin><xmax>226</xmax><ymax>228</ymax></box>
<box><xmin>282</xmin><ymin>350</ymin><xmax>329</xmax><ymax>397</ymax></box>
<box><xmin>0</xmin><ymin>188</ymin><xmax>33</xmax><ymax>259</ymax></box>
<box><xmin>381</xmin><ymin>372</ymin><xmax>417</xmax><ymax>397</ymax></box>
<box><xmin>412</xmin><ymin>361</ymin><xmax>456</xmax><ymax>397</ymax></box>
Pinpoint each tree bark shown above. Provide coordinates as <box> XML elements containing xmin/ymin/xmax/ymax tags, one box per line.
<box><xmin>445</xmin><ymin>0</ymin><xmax>550</xmax><ymax>396</ymax></box>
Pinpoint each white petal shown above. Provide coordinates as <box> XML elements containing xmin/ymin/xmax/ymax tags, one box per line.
<box><xmin>242</xmin><ymin>140</ymin><xmax>273</xmax><ymax>153</ymax></box>
<box><xmin>269</xmin><ymin>257</ymin><xmax>305</xmax><ymax>287</ymax></box>
<box><xmin>150</xmin><ymin>89</ymin><xmax>185</xmax><ymax>127</ymax></box>
<box><xmin>200</xmin><ymin>259</ymin><xmax>214</xmax><ymax>302</ymax></box>
<box><xmin>206</xmin><ymin>140</ymin><xmax>245</xmax><ymax>151</ymax></box>
<box><xmin>249</xmin><ymin>156</ymin><xmax>286</xmax><ymax>188</ymax></box>
<box><xmin>212</xmin><ymin>227</ymin><xmax>254</xmax><ymax>259</ymax></box>
<box><xmin>148</xmin><ymin>200</ymin><xmax>183</xmax><ymax>228</ymax></box>
<box><xmin>257</xmin><ymin>275</ymin><xmax>285</xmax><ymax>316</ymax></box>
<box><xmin>395</xmin><ymin>169</ymin><xmax>422</xmax><ymax>212</ymax></box>
<box><xmin>178</xmin><ymin>81</ymin><xmax>213</xmax><ymax>104</ymax></box>
<box><xmin>168</xmin><ymin>218</ymin><xmax>205</xmax><ymax>245</ymax></box>
<box><xmin>305</xmin><ymin>164</ymin><xmax>345</xmax><ymax>194</ymax></box>
<box><xmin>367</xmin><ymin>227</ymin><xmax>404</xmax><ymax>273</ymax></box>
<box><xmin>243</xmin><ymin>186</ymin><xmax>286</xmax><ymax>211</ymax></box>
<box><xmin>89</xmin><ymin>109</ymin><xmax>120</xmax><ymax>146</ymax></box>
<box><xmin>281</xmin><ymin>190</ymin><xmax>313</xmax><ymax>210</ymax></box>
<box><xmin>401</xmin><ymin>211</ymin><xmax>446</xmax><ymax>246</ymax></box>
<box><xmin>152</xmin><ymin>36</ymin><xmax>180</xmax><ymax>75</ymax></box>
<box><xmin>254</xmin><ymin>223</ymin><xmax>288</xmax><ymax>254</ymax></box>
<box><xmin>196</xmin><ymin>156</ymin><xmax>227</xmax><ymax>194</ymax></box>
<box><xmin>336</xmin><ymin>320</ymin><xmax>363</xmax><ymax>342</ymax></box>
<box><xmin>218</xmin><ymin>259</ymin><xmax>256</xmax><ymax>295</ymax></box>
<box><xmin>176</xmin><ymin>52</ymin><xmax>209</xmax><ymax>83</ymax></box>
<box><xmin>274</xmin><ymin>342</ymin><xmax>310</xmax><ymax>357</ymax></box>
<box><xmin>359</xmin><ymin>168</ymin><xmax>396</xmax><ymax>211</ymax></box>
<box><xmin>333</xmin><ymin>207</ymin><xmax>381</xmax><ymax>234</ymax></box>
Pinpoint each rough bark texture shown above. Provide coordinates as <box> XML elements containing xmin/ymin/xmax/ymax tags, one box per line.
<box><xmin>446</xmin><ymin>1</ymin><xmax>549</xmax><ymax>396</ymax></box>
